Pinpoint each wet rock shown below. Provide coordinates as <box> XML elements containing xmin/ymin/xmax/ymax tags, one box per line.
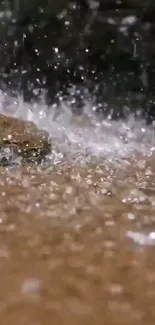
<box><xmin>0</xmin><ymin>114</ymin><xmax>51</xmax><ymax>165</ymax></box>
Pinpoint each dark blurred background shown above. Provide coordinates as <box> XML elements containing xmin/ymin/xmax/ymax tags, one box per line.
<box><xmin>0</xmin><ymin>0</ymin><xmax>155</xmax><ymax>121</ymax></box>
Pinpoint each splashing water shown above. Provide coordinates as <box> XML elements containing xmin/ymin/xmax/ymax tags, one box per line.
<box><xmin>0</xmin><ymin>89</ymin><xmax>154</xmax><ymax>164</ymax></box>
<box><xmin>0</xmin><ymin>88</ymin><xmax>155</xmax><ymax>325</ymax></box>
<box><xmin>1</xmin><ymin>6</ymin><xmax>155</xmax><ymax>324</ymax></box>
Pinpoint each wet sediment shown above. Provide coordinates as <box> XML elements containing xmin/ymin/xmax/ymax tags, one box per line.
<box><xmin>0</xmin><ymin>154</ymin><xmax>155</xmax><ymax>324</ymax></box>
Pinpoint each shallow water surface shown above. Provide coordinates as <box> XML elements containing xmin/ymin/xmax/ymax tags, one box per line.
<box><xmin>0</xmin><ymin>94</ymin><xmax>155</xmax><ymax>324</ymax></box>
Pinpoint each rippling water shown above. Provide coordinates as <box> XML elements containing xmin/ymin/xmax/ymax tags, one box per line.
<box><xmin>0</xmin><ymin>90</ymin><xmax>155</xmax><ymax>324</ymax></box>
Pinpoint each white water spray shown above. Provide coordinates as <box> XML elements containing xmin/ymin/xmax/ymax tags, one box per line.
<box><xmin>0</xmin><ymin>89</ymin><xmax>154</xmax><ymax>163</ymax></box>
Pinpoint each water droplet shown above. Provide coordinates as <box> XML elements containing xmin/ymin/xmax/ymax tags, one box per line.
<box><xmin>21</xmin><ymin>278</ymin><xmax>41</xmax><ymax>295</ymax></box>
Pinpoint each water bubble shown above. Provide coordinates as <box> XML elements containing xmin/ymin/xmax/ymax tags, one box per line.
<box><xmin>54</xmin><ymin>47</ymin><xmax>59</xmax><ymax>53</ymax></box>
<box><xmin>65</xmin><ymin>21</ymin><xmax>70</xmax><ymax>26</ymax></box>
